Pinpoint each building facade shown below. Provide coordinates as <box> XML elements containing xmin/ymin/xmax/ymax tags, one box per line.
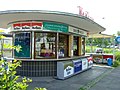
<box><xmin>0</xmin><ymin>10</ymin><xmax>105</xmax><ymax>78</ymax></box>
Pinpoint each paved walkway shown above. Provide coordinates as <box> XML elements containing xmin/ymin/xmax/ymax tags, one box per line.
<box><xmin>27</xmin><ymin>65</ymin><xmax>115</xmax><ymax>90</ymax></box>
<box><xmin>89</xmin><ymin>66</ymin><xmax>120</xmax><ymax>90</ymax></box>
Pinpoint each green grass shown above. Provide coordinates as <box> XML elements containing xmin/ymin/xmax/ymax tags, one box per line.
<box><xmin>85</xmin><ymin>46</ymin><xmax>116</xmax><ymax>54</ymax></box>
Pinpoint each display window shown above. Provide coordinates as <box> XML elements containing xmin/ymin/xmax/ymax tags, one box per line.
<box><xmin>73</xmin><ymin>36</ymin><xmax>79</xmax><ymax>56</ymax></box>
<box><xmin>58</xmin><ymin>34</ymin><xmax>69</xmax><ymax>58</ymax></box>
<box><xmin>82</xmin><ymin>37</ymin><xmax>85</xmax><ymax>55</ymax></box>
<box><xmin>14</xmin><ymin>32</ymin><xmax>31</xmax><ymax>58</ymax></box>
<box><xmin>35</xmin><ymin>32</ymin><xmax>56</xmax><ymax>59</ymax></box>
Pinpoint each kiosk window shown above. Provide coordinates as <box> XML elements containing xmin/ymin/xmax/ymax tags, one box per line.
<box><xmin>73</xmin><ymin>36</ymin><xmax>79</xmax><ymax>56</ymax></box>
<box><xmin>58</xmin><ymin>34</ymin><xmax>69</xmax><ymax>58</ymax></box>
<box><xmin>82</xmin><ymin>38</ymin><xmax>85</xmax><ymax>55</ymax></box>
<box><xmin>14</xmin><ymin>32</ymin><xmax>31</xmax><ymax>58</ymax></box>
<box><xmin>35</xmin><ymin>32</ymin><xmax>56</xmax><ymax>59</ymax></box>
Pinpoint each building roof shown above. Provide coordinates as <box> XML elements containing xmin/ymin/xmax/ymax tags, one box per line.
<box><xmin>88</xmin><ymin>33</ymin><xmax>113</xmax><ymax>38</ymax></box>
<box><xmin>0</xmin><ymin>10</ymin><xmax>105</xmax><ymax>34</ymax></box>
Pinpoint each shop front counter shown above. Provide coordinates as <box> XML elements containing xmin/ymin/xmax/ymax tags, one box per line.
<box><xmin>92</xmin><ymin>54</ymin><xmax>113</xmax><ymax>64</ymax></box>
<box><xmin>57</xmin><ymin>56</ymin><xmax>93</xmax><ymax>79</ymax></box>
<box><xmin>16</xmin><ymin>56</ymin><xmax>93</xmax><ymax>77</ymax></box>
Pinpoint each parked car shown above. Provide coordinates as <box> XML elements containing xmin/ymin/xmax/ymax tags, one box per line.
<box><xmin>95</xmin><ymin>48</ymin><xmax>103</xmax><ymax>53</ymax></box>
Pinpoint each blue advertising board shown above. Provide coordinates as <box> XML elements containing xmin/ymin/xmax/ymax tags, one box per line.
<box><xmin>14</xmin><ymin>32</ymin><xmax>31</xmax><ymax>58</ymax></box>
<box><xmin>73</xmin><ymin>59</ymin><xmax>82</xmax><ymax>74</ymax></box>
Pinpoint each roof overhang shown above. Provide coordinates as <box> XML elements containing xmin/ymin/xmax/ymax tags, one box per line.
<box><xmin>0</xmin><ymin>10</ymin><xmax>105</xmax><ymax>34</ymax></box>
<box><xmin>88</xmin><ymin>33</ymin><xmax>113</xmax><ymax>38</ymax></box>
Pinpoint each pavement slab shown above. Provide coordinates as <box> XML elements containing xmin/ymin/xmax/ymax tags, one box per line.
<box><xmin>27</xmin><ymin>65</ymin><xmax>113</xmax><ymax>90</ymax></box>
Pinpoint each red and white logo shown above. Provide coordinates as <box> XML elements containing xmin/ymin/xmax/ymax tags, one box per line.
<box><xmin>13</xmin><ymin>22</ymin><xmax>43</xmax><ymax>30</ymax></box>
<box><xmin>32</xmin><ymin>22</ymin><xmax>42</xmax><ymax>29</ymax></box>
<box><xmin>13</xmin><ymin>23</ymin><xmax>21</xmax><ymax>30</ymax></box>
<box><xmin>21</xmin><ymin>23</ymin><xmax>31</xmax><ymax>29</ymax></box>
<box><xmin>87</xmin><ymin>57</ymin><xmax>93</xmax><ymax>68</ymax></box>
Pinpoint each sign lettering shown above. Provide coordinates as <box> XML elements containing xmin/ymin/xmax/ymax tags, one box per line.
<box><xmin>77</xmin><ymin>6</ymin><xmax>94</xmax><ymax>20</ymax></box>
<box><xmin>69</xmin><ymin>26</ymin><xmax>88</xmax><ymax>36</ymax></box>
<box><xmin>13</xmin><ymin>22</ymin><xmax>42</xmax><ymax>30</ymax></box>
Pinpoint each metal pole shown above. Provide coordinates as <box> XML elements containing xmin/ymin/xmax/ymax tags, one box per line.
<box><xmin>113</xmin><ymin>36</ymin><xmax>115</xmax><ymax>61</ymax></box>
<box><xmin>1</xmin><ymin>38</ymin><xmax>3</xmax><ymax>57</ymax></box>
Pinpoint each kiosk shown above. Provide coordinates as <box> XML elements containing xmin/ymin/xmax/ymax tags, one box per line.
<box><xmin>0</xmin><ymin>10</ymin><xmax>105</xmax><ymax>77</ymax></box>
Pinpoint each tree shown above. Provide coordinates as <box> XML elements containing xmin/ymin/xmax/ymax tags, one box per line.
<box><xmin>0</xmin><ymin>30</ymin><xmax>47</xmax><ymax>90</ymax></box>
<box><xmin>0</xmin><ymin>30</ymin><xmax>32</xmax><ymax>90</ymax></box>
<box><xmin>117</xmin><ymin>31</ymin><xmax>120</xmax><ymax>36</ymax></box>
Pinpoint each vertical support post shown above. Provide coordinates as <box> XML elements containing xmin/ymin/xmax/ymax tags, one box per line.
<box><xmin>90</xmin><ymin>38</ymin><xmax>93</xmax><ymax>53</ymax></box>
<box><xmin>32</xmin><ymin>31</ymin><xmax>34</xmax><ymax>60</ymax></box>
<box><xmin>78</xmin><ymin>37</ymin><xmax>82</xmax><ymax>56</ymax></box>
<box><xmin>0</xmin><ymin>38</ymin><xmax>3</xmax><ymax>57</ymax></box>
<box><xmin>69</xmin><ymin>35</ymin><xmax>73</xmax><ymax>57</ymax></box>
<box><xmin>56</xmin><ymin>33</ymin><xmax>59</xmax><ymax>59</ymax></box>
<box><xmin>113</xmin><ymin>36</ymin><xmax>115</xmax><ymax>61</ymax></box>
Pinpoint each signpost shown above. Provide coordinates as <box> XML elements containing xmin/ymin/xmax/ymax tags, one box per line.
<box><xmin>116</xmin><ymin>36</ymin><xmax>120</xmax><ymax>50</ymax></box>
<box><xmin>116</xmin><ymin>36</ymin><xmax>120</xmax><ymax>43</ymax></box>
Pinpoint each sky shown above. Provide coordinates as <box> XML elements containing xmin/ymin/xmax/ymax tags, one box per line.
<box><xmin>0</xmin><ymin>0</ymin><xmax>120</xmax><ymax>35</ymax></box>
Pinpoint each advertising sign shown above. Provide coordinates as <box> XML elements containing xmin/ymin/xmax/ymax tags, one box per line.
<box><xmin>14</xmin><ymin>32</ymin><xmax>31</xmax><ymax>58</ymax></box>
<box><xmin>103</xmin><ymin>54</ymin><xmax>113</xmax><ymax>63</ymax></box>
<box><xmin>69</xmin><ymin>26</ymin><xmax>87</xmax><ymax>36</ymax></box>
<box><xmin>77</xmin><ymin>6</ymin><xmax>94</xmax><ymax>20</ymax></box>
<box><xmin>73</xmin><ymin>59</ymin><xmax>82</xmax><ymax>74</ymax></box>
<box><xmin>81</xmin><ymin>58</ymin><xmax>88</xmax><ymax>70</ymax></box>
<box><xmin>43</xmin><ymin>22</ymin><xmax>68</xmax><ymax>33</ymax></box>
<box><xmin>32</xmin><ymin>22</ymin><xmax>42</xmax><ymax>29</ymax></box>
<box><xmin>92</xmin><ymin>55</ymin><xmax>103</xmax><ymax>63</ymax></box>
<box><xmin>64</xmin><ymin>62</ymin><xmax>74</xmax><ymax>78</ymax></box>
<box><xmin>87</xmin><ymin>57</ymin><xmax>93</xmax><ymax>68</ymax></box>
<box><xmin>13</xmin><ymin>23</ymin><xmax>21</xmax><ymax>30</ymax></box>
<box><xmin>13</xmin><ymin>22</ymin><xmax>42</xmax><ymax>30</ymax></box>
<box><xmin>21</xmin><ymin>23</ymin><xmax>31</xmax><ymax>30</ymax></box>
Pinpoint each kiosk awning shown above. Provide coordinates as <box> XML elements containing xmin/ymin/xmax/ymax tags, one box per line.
<box><xmin>0</xmin><ymin>10</ymin><xmax>105</xmax><ymax>34</ymax></box>
<box><xmin>88</xmin><ymin>33</ymin><xmax>113</xmax><ymax>38</ymax></box>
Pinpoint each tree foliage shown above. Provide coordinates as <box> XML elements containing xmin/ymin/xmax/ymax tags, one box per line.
<box><xmin>0</xmin><ymin>59</ymin><xmax>32</xmax><ymax>90</ymax></box>
<box><xmin>117</xmin><ymin>31</ymin><xmax>120</xmax><ymax>36</ymax></box>
<box><xmin>0</xmin><ymin>30</ymin><xmax>32</xmax><ymax>90</ymax></box>
<box><xmin>86</xmin><ymin>38</ymin><xmax>110</xmax><ymax>47</ymax></box>
<box><xmin>0</xmin><ymin>30</ymin><xmax>47</xmax><ymax>90</ymax></box>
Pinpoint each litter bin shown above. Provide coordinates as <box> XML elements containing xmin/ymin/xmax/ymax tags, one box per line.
<box><xmin>107</xmin><ymin>58</ymin><xmax>113</xmax><ymax>66</ymax></box>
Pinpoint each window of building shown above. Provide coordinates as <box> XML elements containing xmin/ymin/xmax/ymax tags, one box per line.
<box><xmin>82</xmin><ymin>37</ymin><xmax>85</xmax><ymax>55</ymax></box>
<box><xmin>35</xmin><ymin>32</ymin><xmax>56</xmax><ymax>59</ymax></box>
<box><xmin>58</xmin><ymin>34</ymin><xmax>69</xmax><ymax>58</ymax></box>
<box><xmin>73</xmin><ymin>36</ymin><xmax>79</xmax><ymax>56</ymax></box>
<box><xmin>14</xmin><ymin>32</ymin><xmax>31</xmax><ymax>58</ymax></box>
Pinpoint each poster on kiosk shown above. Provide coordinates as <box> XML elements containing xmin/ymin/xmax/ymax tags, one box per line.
<box><xmin>57</xmin><ymin>61</ymin><xmax>74</xmax><ymax>79</ymax></box>
<box><xmin>64</xmin><ymin>62</ymin><xmax>74</xmax><ymax>78</ymax></box>
<box><xmin>87</xmin><ymin>57</ymin><xmax>93</xmax><ymax>68</ymax></box>
<box><xmin>73</xmin><ymin>59</ymin><xmax>82</xmax><ymax>74</ymax></box>
<box><xmin>81</xmin><ymin>58</ymin><xmax>88</xmax><ymax>71</ymax></box>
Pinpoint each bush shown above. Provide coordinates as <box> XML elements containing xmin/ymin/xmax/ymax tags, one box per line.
<box><xmin>112</xmin><ymin>51</ymin><xmax>120</xmax><ymax>67</ymax></box>
<box><xmin>115</xmin><ymin>51</ymin><xmax>120</xmax><ymax>61</ymax></box>
<box><xmin>112</xmin><ymin>60</ymin><xmax>120</xmax><ymax>67</ymax></box>
<box><xmin>0</xmin><ymin>59</ymin><xmax>32</xmax><ymax>90</ymax></box>
<box><xmin>0</xmin><ymin>30</ymin><xmax>47</xmax><ymax>90</ymax></box>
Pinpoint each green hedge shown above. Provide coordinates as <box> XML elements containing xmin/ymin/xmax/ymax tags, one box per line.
<box><xmin>115</xmin><ymin>51</ymin><xmax>120</xmax><ymax>61</ymax></box>
<box><xmin>113</xmin><ymin>51</ymin><xmax>120</xmax><ymax>67</ymax></box>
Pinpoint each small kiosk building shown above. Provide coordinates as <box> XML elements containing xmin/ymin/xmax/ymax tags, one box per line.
<box><xmin>0</xmin><ymin>10</ymin><xmax>105</xmax><ymax>78</ymax></box>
